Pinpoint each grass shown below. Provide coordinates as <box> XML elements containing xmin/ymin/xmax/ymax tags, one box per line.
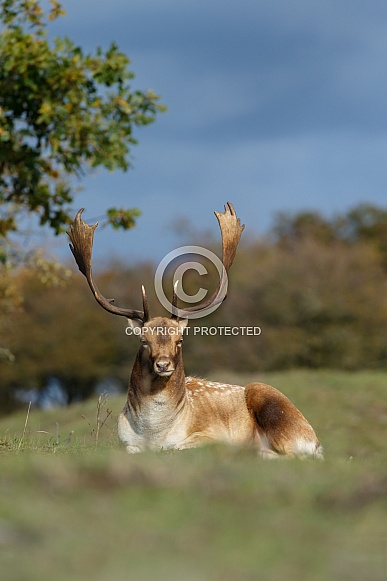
<box><xmin>1</xmin><ymin>369</ymin><xmax>387</xmax><ymax>581</ymax></box>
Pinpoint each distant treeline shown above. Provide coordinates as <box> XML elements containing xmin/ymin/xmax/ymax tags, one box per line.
<box><xmin>1</xmin><ymin>203</ymin><xmax>387</xmax><ymax>410</ymax></box>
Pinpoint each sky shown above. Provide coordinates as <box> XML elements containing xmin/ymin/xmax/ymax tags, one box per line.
<box><xmin>44</xmin><ymin>0</ymin><xmax>387</xmax><ymax>264</ymax></box>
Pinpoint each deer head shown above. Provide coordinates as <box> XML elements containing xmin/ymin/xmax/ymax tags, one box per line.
<box><xmin>128</xmin><ymin>316</ymin><xmax>188</xmax><ymax>377</ymax></box>
<box><xmin>67</xmin><ymin>202</ymin><xmax>244</xmax><ymax>379</ymax></box>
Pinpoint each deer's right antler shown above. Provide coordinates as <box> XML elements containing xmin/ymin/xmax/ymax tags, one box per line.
<box><xmin>67</xmin><ymin>209</ymin><xmax>145</xmax><ymax>323</ymax></box>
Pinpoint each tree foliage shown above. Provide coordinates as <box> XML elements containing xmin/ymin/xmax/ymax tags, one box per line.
<box><xmin>0</xmin><ymin>268</ymin><xmax>124</xmax><ymax>410</ymax></box>
<box><xmin>273</xmin><ymin>203</ymin><xmax>387</xmax><ymax>267</ymax></box>
<box><xmin>0</xmin><ymin>0</ymin><xmax>164</xmax><ymax>237</ymax></box>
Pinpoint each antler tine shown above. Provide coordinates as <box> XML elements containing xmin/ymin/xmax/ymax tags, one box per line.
<box><xmin>67</xmin><ymin>209</ymin><xmax>144</xmax><ymax>323</ymax></box>
<box><xmin>141</xmin><ymin>285</ymin><xmax>150</xmax><ymax>323</ymax></box>
<box><xmin>170</xmin><ymin>280</ymin><xmax>179</xmax><ymax>320</ymax></box>
<box><xmin>178</xmin><ymin>201</ymin><xmax>245</xmax><ymax>316</ymax></box>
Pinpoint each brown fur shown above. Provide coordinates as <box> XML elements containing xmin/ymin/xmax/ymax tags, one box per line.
<box><xmin>245</xmin><ymin>383</ymin><xmax>322</xmax><ymax>457</ymax></box>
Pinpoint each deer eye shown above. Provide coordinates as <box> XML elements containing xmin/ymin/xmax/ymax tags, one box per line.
<box><xmin>177</xmin><ymin>339</ymin><xmax>183</xmax><ymax>347</ymax></box>
<box><xmin>140</xmin><ymin>339</ymin><xmax>149</xmax><ymax>347</ymax></box>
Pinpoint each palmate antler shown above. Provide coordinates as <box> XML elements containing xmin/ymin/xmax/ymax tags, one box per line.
<box><xmin>171</xmin><ymin>202</ymin><xmax>245</xmax><ymax>318</ymax></box>
<box><xmin>68</xmin><ymin>203</ymin><xmax>244</xmax><ymax>322</ymax></box>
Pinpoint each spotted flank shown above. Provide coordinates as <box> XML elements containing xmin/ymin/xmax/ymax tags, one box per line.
<box><xmin>185</xmin><ymin>376</ymin><xmax>245</xmax><ymax>399</ymax></box>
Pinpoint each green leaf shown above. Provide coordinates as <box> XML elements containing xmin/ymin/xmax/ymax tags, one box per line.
<box><xmin>105</xmin><ymin>207</ymin><xmax>142</xmax><ymax>230</ymax></box>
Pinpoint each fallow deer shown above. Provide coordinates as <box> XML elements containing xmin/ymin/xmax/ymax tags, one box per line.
<box><xmin>68</xmin><ymin>203</ymin><xmax>323</xmax><ymax>458</ymax></box>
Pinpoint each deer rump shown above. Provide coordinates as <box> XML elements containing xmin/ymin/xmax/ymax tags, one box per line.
<box><xmin>68</xmin><ymin>203</ymin><xmax>323</xmax><ymax>459</ymax></box>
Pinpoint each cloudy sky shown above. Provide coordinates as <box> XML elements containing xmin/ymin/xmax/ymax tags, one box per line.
<box><xmin>47</xmin><ymin>0</ymin><xmax>387</xmax><ymax>263</ymax></box>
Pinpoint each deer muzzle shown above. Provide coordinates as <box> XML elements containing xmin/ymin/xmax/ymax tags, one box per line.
<box><xmin>154</xmin><ymin>359</ymin><xmax>174</xmax><ymax>377</ymax></box>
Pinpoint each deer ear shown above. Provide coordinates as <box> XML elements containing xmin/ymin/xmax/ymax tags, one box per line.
<box><xmin>178</xmin><ymin>318</ymin><xmax>188</xmax><ymax>332</ymax></box>
<box><xmin>127</xmin><ymin>318</ymin><xmax>143</xmax><ymax>330</ymax></box>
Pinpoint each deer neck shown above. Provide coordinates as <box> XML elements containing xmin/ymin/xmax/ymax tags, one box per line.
<box><xmin>128</xmin><ymin>350</ymin><xmax>187</xmax><ymax>425</ymax></box>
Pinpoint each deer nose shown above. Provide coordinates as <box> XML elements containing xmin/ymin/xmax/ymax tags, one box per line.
<box><xmin>156</xmin><ymin>361</ymin><xmax>170</xmax><ymax>373</ymax></box>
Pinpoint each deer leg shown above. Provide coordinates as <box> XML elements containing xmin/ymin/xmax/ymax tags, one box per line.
<box><xmin>245</xmin><ymin>382</ymin><xmax>323</xmax><ymax>459</ymax></box>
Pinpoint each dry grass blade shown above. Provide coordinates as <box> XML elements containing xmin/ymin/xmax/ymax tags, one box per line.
<box><xmin>17</xmin><ymin>402</ymin><xmax>32</xmax><ymax>451</ymax></box>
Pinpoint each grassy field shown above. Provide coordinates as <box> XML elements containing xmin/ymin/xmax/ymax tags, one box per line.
<box><xmin>1</xmin><ymin>369</ymin><xmax>386</xmax><ymax>581</ymax></box>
